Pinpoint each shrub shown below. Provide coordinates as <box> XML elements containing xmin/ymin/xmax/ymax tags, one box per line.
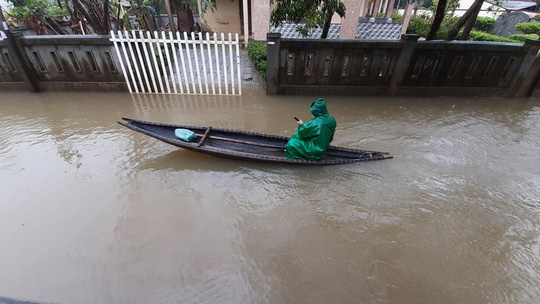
<box><xmin>154</xmin><ymin>43</ymin><xmax>173</xmax><ymax>73</ymax></box>
<box><xmin>247</xmin><ymin>41</ymin><xmax>267</xmax><ymax>80</ymax></box>
<box><xmin>406</xmin><ymin>15</ymin><xmax>458</xmax><ymax>39</ymax></box>
<box><xmin>9</xmin><ymin>0</ymin><xmax>66</xmax><ymax>19</ymax></box>
<box><xmin>516</xmin><ymin>22</ymin><xmax>540</xmax><ymax>35</ymax></box>
<box><xmin>474</xmin><ymin>17</ymin><xmax>495</xmax><ymax>33</ymax></box>
<box><xmin>508</xmin><ymin>34</ymin><xmax>539</xmax><ymax>42</ymax></box>
<box><xmin>406</xmin><ymin>15</ymin><xmax>432</xmax><ymax>37</ymax></box>
<box><xmin>468</xmin><ymin>31</ymin><xmax>519</xmax><ymax>42</ymax></box>
<box><xmin>437</xmin><ymin>16</ymin><xmax>459</xmax><ymax>39</ymax></box>
<box><xmin>391</xmin><ymin>13</ymin><xmax>403</xmax><ymax>23</ymax></box>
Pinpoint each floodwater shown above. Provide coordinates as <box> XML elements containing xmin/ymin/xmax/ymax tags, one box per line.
<box><xmin>0</xmin><ymin>88</ymin><xmax>539</xmax><ymax>304</ymax></box>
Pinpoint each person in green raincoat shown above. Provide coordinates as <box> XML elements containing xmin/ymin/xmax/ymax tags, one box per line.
<box><xmin>285</xmin><ymin>98</ymin><xmax>337</xmax><ymax>160</ymax></box>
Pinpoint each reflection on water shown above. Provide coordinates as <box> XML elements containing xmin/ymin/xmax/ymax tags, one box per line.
<box><xmin>131</xmin><ymin>93</ymin><xmax>245</xmax><ymax>114</ymax></box>
<box><xmin>0</xmin><ymin>89</ymin><xmax>539</xmax><ymax>304</ymax></box>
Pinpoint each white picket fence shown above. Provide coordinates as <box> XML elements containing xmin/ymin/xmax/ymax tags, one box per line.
<box><xmin>110</xmin><ymin>30</ymin><xmax>242</xmax><ymax>95</ymax></box>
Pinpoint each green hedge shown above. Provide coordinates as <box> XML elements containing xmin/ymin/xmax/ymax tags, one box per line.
<box><xmin>406</xmin><ymin>15</ymin><xmax>458</xmax><ymax>39</ymax></box>
<box><xmin>473</xmin><ymin>17</ymin><xmax>495</xmax><ymax>33</ymax></box>
<box><xmin>508</xmin><ymin>34</ymin><xmax>540</xmax><ymax>42</ymax></box>
<box><xmin>247</xmin><ymin>41</ymin><xmax>267</xmax><ymax>80</ymax></box>
<box><xmin>516</xmin><ymin>22</ymin><xmax>540</xmax><ymax>35</ymax></box>
<box><xmin>468</xmin><ymin>31</ymin><xmax>519</xmax><ymax>42</ymax></box>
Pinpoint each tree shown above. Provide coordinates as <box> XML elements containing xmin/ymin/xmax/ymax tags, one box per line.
<box><xmin>170</xmin><ymin>0</ymin><xmax>197</xmax><ymax>33</ymax></box>
<box><xmin>270</xmin><ymin>0</ymin><xmax>346</xmax><ymax>39</ymax></box>
<box><xmin>7</xmin><ymin>0</ymin><xmax>68</xmax><ymax>34</ymax></box>
<box><xmin>426</xmin><ymin>0</ymin><xmax>448</xmax><ymax>40</ymax></box>
<box><xmin>65</xmin><ymin>0</ymin><xmax>111</xmax><ymax>34</ymax></box>
<box><xmin>164</xmin><ymin>0</ymin><xmax>176</xmax><ymax>32</ymax></box>
<box><xmin>446</xmin><ymin>0</ymin><xmax>483</xmax><ymax>40</ymax></box>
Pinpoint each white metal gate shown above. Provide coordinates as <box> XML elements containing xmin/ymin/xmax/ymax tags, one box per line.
<box><xmin>110</xmin><ymin>30</ymin><xmax>242</xmax><ymax>95</ymax></box>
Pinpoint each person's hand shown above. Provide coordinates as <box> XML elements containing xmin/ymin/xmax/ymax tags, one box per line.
<box><xmin>297</xmin><ymin>119</ymin><xmax>304</xmax><ymax>125</ymax></box>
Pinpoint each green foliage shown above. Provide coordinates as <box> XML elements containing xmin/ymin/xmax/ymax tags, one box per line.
<box><xmin>414</xmin><ymin>0</ymin><xmax>434</xmax><ymax>9</ymax></box>
<box><xmin>406</xmin><ymin>15</ymin><xmax>458</xmax><ymax>39</ymax></box>
<box><xmin>247</xmin><ymin>42</ymin><xmax>267</xmax><ymax>80</ymax></box>
<box><xmin>391</xmin><ymin>13</ymin><xmax>403</xmax><ymax>23</ymax></box>
<box><xmin>154</xmin><ymin>43</ymin><xmax>174</xmax><ymax>74</ymax></box>
<box><xmin>516</xmin><ymin>22</ymin><xmax>540</xmax><ymax>35</ymax></box>
<box><xmin>270</xmin><ymin>0</ymin><xmax>346</xmax><ymax>38</ymax></box>
<box><xmin>406</xmin><ymin>15</ymin><xmax>432</xmax><ymax>37</ymax></box>
<box><xmin>8</xmin><ymin>0</ymin><xmax>66</xmax><ymax>19</ymax></box>
<box><xmin>508</xmin><ymin>34</ymin><xmax>539</xmax><ymax>42</ymax></box>
<box><xmin>437</xmin><ymin>15</ymin><xmax>459</xmax><ymax>38</ymax></box>
<box><xmin>473</xmin><ymin>17</ymin><xmax>495</xmax><ymax>33</ymax></box>
<box><xmin>430</xmin><ymin>0</ymin><xmax>459</xmax><ymax>15</ymax></box>
<box><xmin>467</xmin><ymin>31</ymin><xmax>519</xmax><ymax>42</ymax></box>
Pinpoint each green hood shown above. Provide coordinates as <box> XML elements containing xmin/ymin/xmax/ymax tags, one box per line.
<box><xmin>285</xmin><ymin>98</ymin><xmax>336</xmax><ymax>160</ymax></box>
<box><xmin>310</xmin><ymin>98</ymin><xmax>329</xmax><ymax>117</ymax></box>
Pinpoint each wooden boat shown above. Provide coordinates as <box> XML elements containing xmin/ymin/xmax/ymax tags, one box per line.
<box><xmin>118</xmin><ymin>118</ymin><xmax>393</xmax><ymax>165</ymax></box>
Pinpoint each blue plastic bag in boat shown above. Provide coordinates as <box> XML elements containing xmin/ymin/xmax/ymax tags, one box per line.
<box><xmin>175</xmin><ymin>128</ymin><xmax>197</xmax><ymax>142</ymax></box>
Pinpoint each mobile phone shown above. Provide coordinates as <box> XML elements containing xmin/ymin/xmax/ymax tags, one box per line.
<box><xmin>294</xmin><ymin>117</ymin><xmax>300</xmax><ymax>121</ymax></box>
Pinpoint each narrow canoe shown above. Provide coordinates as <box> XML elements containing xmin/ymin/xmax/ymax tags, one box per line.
<box><xmin>118</xmin><ymin>118</ymin><xmax>393</xmax><ymax>165</ymax></box>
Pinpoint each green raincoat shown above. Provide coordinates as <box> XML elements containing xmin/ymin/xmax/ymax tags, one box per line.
<box><xmin>285</xmin><ymin>98</ymin><xmax>337</xmax><ymax>160</ymax></box>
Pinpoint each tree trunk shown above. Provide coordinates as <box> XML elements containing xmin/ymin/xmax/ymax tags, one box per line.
<box><xmin>45</xmin><ymin>16</ymin><xmax>68</xmax><ymax>34</ymax></box>
<box><xmin>446</xmin><ymin>0</ymin><xmax>483</xmax><ymax>40</ymax></box>
<box><xmin>164</xmin><ymin>0</ymin><xmax>177</xmax><ymax>32</ymax></box>
<box><xmin>116</xmin><ymin>2</ymin><xmax>123</xmax><ymax>31</ymax></box>
<box><xmin>103</xmin><ymin>0</ymin><xmax>110</xmax><ymax>34</ymax></box>
<box><xmin>72</xmin><ymin>0</ymin><xmax>105</xmax><ymax>34</ymax></box>
<box><xmin>458</xmin><ymin>0</ymin><xmax>482</xmax><ymax>40</ymax></box>
<box><xmin>426</xmin><ymin>0</ymin><xmax>448</xmax><ymax>40</ymax></box>
<box><xmin>133</xmin><ymin>0</ymin><xmax>157</xmax><ymax>31</ymax></box>
<box><xmin>320</xmin><ymin>12</ymin><xmax>333</xmax><ymax>38</ymax></box>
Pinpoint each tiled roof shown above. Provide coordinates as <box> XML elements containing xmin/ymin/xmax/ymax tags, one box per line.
<box><xmin>269</xmin><ymin>17</ymin><xmax>403</xmax><ymax>40</ymax></box>
<box><xmin>269</xmin><ymin>23</ymin><xmax>341</xmax><ymax>39</ymax></box>
<box><xmin>355</xmin><ymin>17</ymin><xmax>402</xmax><ymax>40</ymax></box>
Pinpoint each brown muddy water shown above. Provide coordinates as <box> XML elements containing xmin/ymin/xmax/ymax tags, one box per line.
<box><xmin>0</xmin><ymin>88</ymin><xmax>539</xmax><ymax>304</ymax></box>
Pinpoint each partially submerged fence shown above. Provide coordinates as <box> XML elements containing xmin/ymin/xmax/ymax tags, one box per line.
<box><xmin>110</xmin><ymin>31</ymin><xmax>242</xmax><ymax>95</ymax></box>
<box><xmin>0</xmin><ymin>29</ymin><xmax>242</xmax><ymax>95</ymax></box>
<box><xmin>3</xmin><ymin>29</ymin><xmax>540</xmax><ymax>98</ymax></box>
<box><xmin>266</xmin><ymin>33</ymin><xmax>540</xmax><ymax>98</ymax></box>
<box><xmin>0</xmin><ymin>33</ymin><xmax>126</xmax><ymax>92</ymax></box>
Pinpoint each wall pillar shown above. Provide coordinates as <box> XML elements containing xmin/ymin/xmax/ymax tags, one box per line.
<box><xmin>388</xmin><ymin>34</ymin><xmax>419</xmax><ymax>96</ymax></box>
<box><xmin>363</xmin><ymin>0</ymin><xmax>371</xmax><ymax>17</ymax></box>
<box><xmin>242</xmin><ymin>0</ymin><xmax>249</xmax><ymax>46</ymax></box>
<box><xmin>266</xmin><ymin>32</ymin><xmax>281</xmax><ymax>95</ymax></box>
<box><xmin>400</xmin><ymin>3</ymin><xmax>413</xmax><ymax>36</ymax></box>
<box><xmin>252</xmin><ymin>0</ymin><xmax>270</xmax><ymax>41</ymax></box>
<box><xmin>0</xmin><ymin>19</ymin><xmax>40</xmax><ymax>92</ymax></box>
<box><xmin>505</xmin><ymin>39</ymin><xmax>540</xmax><ymax>98</ymax></box>
<box><xmin>385</xmin><ymin>0</ymin><xmax>396</xmax><ymax>17</ymax></box>
<box><xmin>372</xmin><ymin>0</ymin><xmax>383</xmax><ymax>16</ymax></box>
<box><xmin>340</xmin><ymin>0</ymin><xmax>366</xmax><ymax>39</ymax></box>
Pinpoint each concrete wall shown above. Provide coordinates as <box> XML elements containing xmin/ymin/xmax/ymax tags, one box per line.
<box><xmin>266</xmin><ymin>33</ymin><xmax>540</xmax><ymax>98</ymax></box>
<box><xmin>199</xmin><ymin>0</ymin><xmax>241</xmax><ymax>35</ymax></box>
<box><xmin>3</xmin><ymin>33</ymin><xmax>540</xmax><ymax>99</ymax></box>
<box><xmin>0</xmin><ymin>34</ymin><xmax>126</xmax><ymax>92</ymax></box>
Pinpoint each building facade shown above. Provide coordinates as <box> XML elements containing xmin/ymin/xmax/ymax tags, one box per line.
<box><xmin>198</xmin><ymin>0</ymin><xmax>395</xmax><ymax>42</ymax></box>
